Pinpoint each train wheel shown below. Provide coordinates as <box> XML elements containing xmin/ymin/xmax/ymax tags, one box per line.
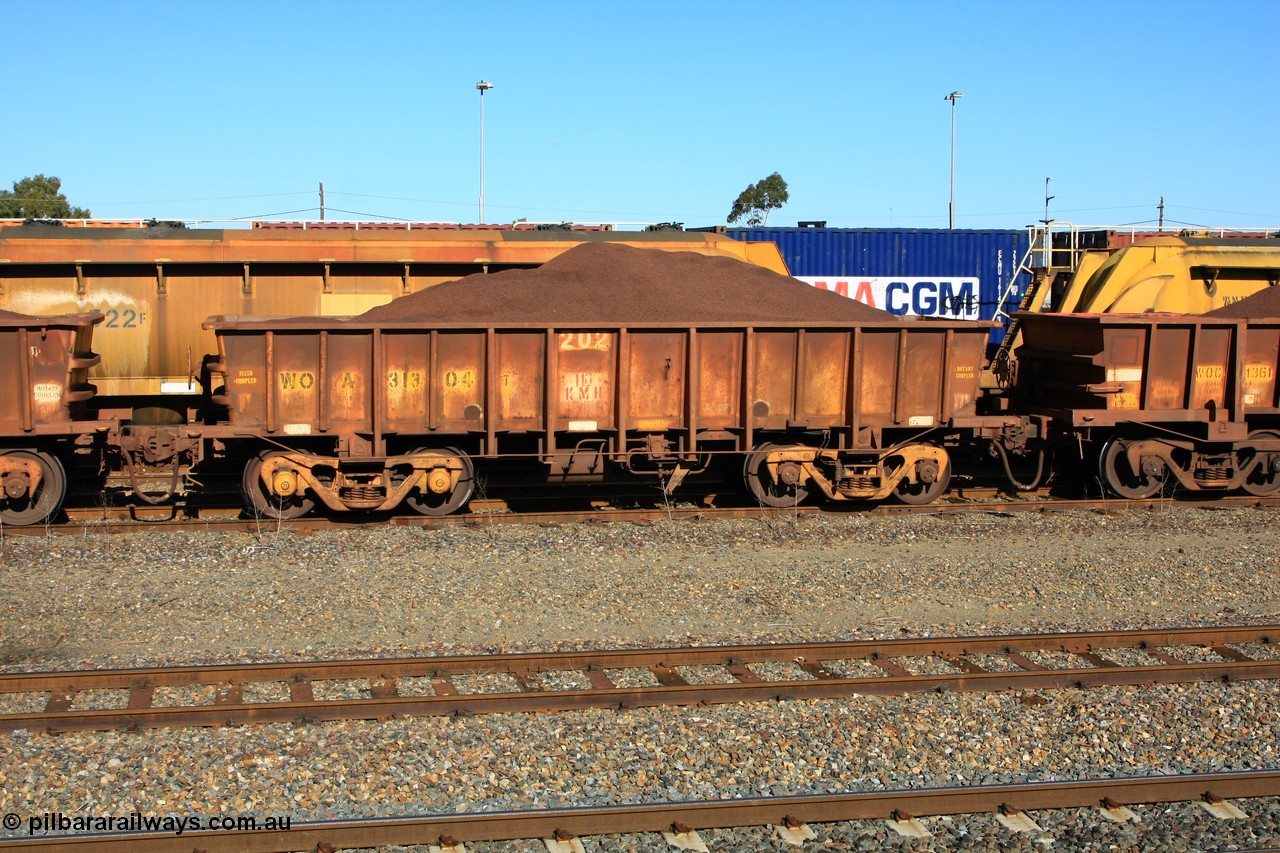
<box><xmin>0</xmin><ymin>450</ymin><xmax>66</xmax><ymax>526</ymax></box>
<box><xmin>1099</xmin><ymin>434</ymin><xmax>1169</xmax><ymax>499</ymax></box>
<box><xmin>743</xmin><ymin>443</ymin><xmax>810</xmax><ymax>508</ymax></box>
<box><xmin>242</xmin><ymin>451</ymin><xmax>315</xmax><ymax>520</ymax></box>
<box><xmin>891</xmin><ymin>446</ymin><xmax>951</xmax><ymax>505</ymax></box>
<box><xmin>405</xmin><ymin>447</ymin><xmax>475</xmax><ymax>516</ymax></box>
<box><xmin>1242</xmin><ymin>430</ymin><xmax>1280</xmax><ymax>496</ymax></box>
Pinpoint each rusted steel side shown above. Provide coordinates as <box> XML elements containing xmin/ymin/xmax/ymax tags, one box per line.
<box><xmin>264</xmin><ymin>331</ymin><xmax>276</xmax><ymax>433</ymax></box>
<box><xmin>554</xmin><ymin>331</ymin><xmax>615</xmax><ymax>433</ymax></box>
<box><xmin>494</xmin><ymin>331</ymin><xmax>543</xmax><ymax>431</ymax></box>
<box><xmin>437</xmin><ymin>332</ymin><xmax>486</xmax><ymax>433</ymax></box>
<box><xmin>205</xmin><ymin>319</ymin><xmax>992</xmax><ymax>457</ymax></box>
<box><xmin>941</xmin><ymin>329</ymin><xmax>955</xmax><ymax>422</ymax></box>
<box><xmin>543</xmin><ymin>328</ymin><xmax>555</xmax><ymax>451</ymax></box>
<box><xmin>1016</xmin><ymin>313</ymin><xmax>1279</xmax><ymax>426</ymax></box>
<box><xmin>0</xmin><ymin>314</ymin><xmax>102</xmax><ymax>435</ymax></box>
<box><xmin>16</xmin><ymin>328</ymin><xmax>32</xmax><ymax>432</ymax></box>
<box><xmin>742</xmin><ymin>328</ymin><xmax>754</xmax><ymax>450</ymax></box>
<box><xmin>429</xmin><ymin>330</ymin><xmax>439</xmax><ymax>432</ymax></box>
<box><xmin>854</xmin><ymin>328</ymin><xmax>895</xmax><ymax>427</ymax></box>
<box><xmin>950</xmin><ymin>327</ymin><xmax>984</xmax><ymax>417</ymax></box>
<box><xmin>849</xmin><ymin>327</ymin><xmax>863</xmax><ymax>446</ymax></box>
<box><xmin>696</xmin><ymin>330</ymin><xmax>741</xmax><ymax>431</ymax></box>
<box><xmin>751</xmin><ymin>331</ymin><xmax>797</xmax><ymax>428</ymax></box>
<box><xmin>328</xmin><ymin>331</ymin><xmax>374</xmax><ymax>433</ymax></box>
<box><xmin>272</xmin><ymin>332</ymin><xmax>324</xmax><ymax>435</ymax></box>
<box><xmin>485</xmin><ymin>328</ymin><xmax>497</xmax><ymax>455</ymax></box>
<box><xmin>1242</xmin><ymin>322</ymin><xmax>1280</xmax><ymax>411</ymax></box>
<box><xmin>616</xmin><ymin>328</ymin><xmax>630</xmax><ymax>444</ymax></box>
<box><xmin>796</xmin><ymin>331</ymin><xmax>847</xmax><ymax>427</ymax></box>
<box><xmin>317</xmin><ymin>331</ymin><xmax>330</xmax><ymax>434</ymax></box>
<box><xmin>686</xmin><ymin>329</ymin><xmax>698</xmax><ymax>455</ymax></box>
<box><xmin>626</xmin><ymin>330</ymin><xmax>685</xmax><ymax>431</ymax></box>
<box><xmin>381</xmin><ymin>330</ymin><xmax>428</xmax><ymax>433</ymax></box>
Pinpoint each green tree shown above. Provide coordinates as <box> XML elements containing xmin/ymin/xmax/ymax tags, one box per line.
<box><xmin>726</xmin><ymin>172</ymin><xmax>789</xmax><ymax>227</ymax></box>
<box><xmin>0</xmin><ymin>175</ymin><xmax>91</xmax><ymax>219</ymax></box>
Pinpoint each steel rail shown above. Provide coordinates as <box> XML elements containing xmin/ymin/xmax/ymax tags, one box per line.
<box><xmin>14</xmin><ymin>492</ymin><xmax>1280</xmax><ymax>537</ymax></box>
<box><xmin>2</xmin><ymin>625</ymin><xmax>1276</xmax><ymax>734</ymax></box>
<box><xmin>4</xmin><ymin>770</ymin><xmax>1279</xmax><ymax>852</ymax></box>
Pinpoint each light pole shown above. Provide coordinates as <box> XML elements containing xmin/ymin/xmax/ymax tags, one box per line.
<box><xmin>945</xmin><ymin>91</ymin><xmax>963</xmax><ymax>229</ymax></box>
<box><xmin>476</xmin><ymin>80</ymin><xmax>493</xmax><ymax>224</ymax></box>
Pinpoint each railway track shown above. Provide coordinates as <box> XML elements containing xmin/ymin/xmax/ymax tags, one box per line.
<box><xmin>3</xmin><ymin>625</ymin><xmax>1277</xmax><ymax>735</ymax></box>
<box><xmin>5</xmin><ymin>770</ymin><xmax>1279</xmax><ymax>851</ymax></box>
<box><xmin>10</xmin><ymin>490</ymin><xmax>1279</xmax><ymax>537</ymax></box>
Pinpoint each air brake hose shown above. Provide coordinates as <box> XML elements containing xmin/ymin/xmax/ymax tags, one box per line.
<box><xmin>993</xmin><ymin>441</ymin><xmax>1045</xmax><ymax>491</ymax></box>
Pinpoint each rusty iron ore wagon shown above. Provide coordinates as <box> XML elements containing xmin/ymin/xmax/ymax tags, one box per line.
<box><xmin>203</xmin><ymin>316</ymin><xmax>993</xmax><ymax>518</ymax></box>
<box><xmin>7</xmin><ymin>307</ymin><xmax>1280</xmax><ymax>526</ymax></box>
<box><xmin>1010</xmin><ymin>313</ymin><xmax>1280</xmax><ymax>498</ymax></box>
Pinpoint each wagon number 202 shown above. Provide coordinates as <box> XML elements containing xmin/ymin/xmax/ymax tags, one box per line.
<box><xmin>558</xmin><ymin>332</ymin><xmax>611</xmax><ymax>352</ymax></box>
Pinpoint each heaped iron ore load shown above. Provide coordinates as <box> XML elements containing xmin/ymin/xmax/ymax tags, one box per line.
<box><xmin>357</xmin><ymin>242</ymin><xmax>893</xmax><ymax>324</ymax></box>
<box><xmin>1203</xmin><ymin>283</ymin><xmax>1280</xmax><ymax>319</ymax></box>
<box><xmin>206</xmin><ymin>244</ymin><xmax>990</xmax><ymax>518</ymax></box>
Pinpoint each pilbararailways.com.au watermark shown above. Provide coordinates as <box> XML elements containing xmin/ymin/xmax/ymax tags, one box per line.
<box><xmin>5</xmin><ymin>811</ymin><xmax>293</xmax><ymax>836</ymax></box>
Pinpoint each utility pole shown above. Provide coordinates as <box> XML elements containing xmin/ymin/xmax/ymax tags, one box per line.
<box><xmin>319</xmin><ymin>182</ymin><xmax>325</xmax><ymax>221</ymax></box>
<box><xmin>1040</xmin><ymin>178</ymin><xmax>1056</xmax><ymax>267</ymax></box>
<box><xmin>1158</xmin><ymin>196</ymin><xmax>1165</xmax><ymax>231</ymax></box>
<box><xmin>476</xmin><ymin>80</ymin><xmax>494</xmax><ymax>223</ymax></box>
<box><xmin>945</xmin><ymin>91</ymin><xmax>963</xmax><ymax>228</ymax></box>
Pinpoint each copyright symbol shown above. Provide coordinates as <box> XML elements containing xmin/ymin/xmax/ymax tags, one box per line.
<box><xmin>2</xmin><ymin>813</ymin><xmax>19</xmax><ymax>830</ymax></box>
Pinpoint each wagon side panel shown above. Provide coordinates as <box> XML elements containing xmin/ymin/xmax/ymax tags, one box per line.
<box><xmin>796</xmin><ymin>331</ymin><xmax>848</xmax><ymax>426</ymax></box>
<box><xmin>382</xmin><ymin>330</ymin><xmax>430</xmax><ymax>433</ymax></box>
<box><xmin>695</xmin><ymin>330</ymin><xmax>742</xmax><ymax>429</ymax></box>
<box><xmin>322</xmin><ymin>331</ymin><xmax>374</xmax><ymax>432</ymax></box>
<box><xmin>852</xmin><ymin>329</ymin><xmax>899</xmax><ymax>424</ymax></box>
<box><xmin>272</xmin><ymin>333</ymin><xmax>324</xmax><ymax>434</ymax></box>
<box><xmin>750</xmin><ymin>331</ymin><xmax>797</xmax><ymax>429</ymax></box>
<box><xmin>626</xmin><ymin>330</ymin><xmax>686</xmax><ymax>430</ymax></box>
<box><xmin>217</xmin><ymin>332</ymin><xmax>270</xmax><ymax>428</ymax></box>
<box><xmin>435</xmin><ymin>332</ymin><xmax>487</xmax><ymax>433</ymax></box>
<box><xmin>495</xmin><ymin>331</ymin><xmax>544</xmax><ymax>431</ymax></box>
<box><xmin>1242</xmin><ymin>323</ymin><xmax>1280</xmax><ymax>413</ymax></box>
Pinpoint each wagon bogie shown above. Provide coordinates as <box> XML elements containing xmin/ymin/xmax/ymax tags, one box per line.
<box><xmin>740</xmin><ymin>440</ymin><xmax>955</xmax><ymax>506</ymax></box>
<box><xmin>236</xmin><ymin>445</ymin><xmax>477</xmax><ymax>518</ymax></box>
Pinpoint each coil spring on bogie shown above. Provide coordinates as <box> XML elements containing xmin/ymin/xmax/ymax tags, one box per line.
<box><xmin>339</xmin><ymin>486</ymin><xmax>386</xmax><ymax>500</ymax></box>
<box><xmin>839</xmin><ymin>477</ymin><xmax>878</xmax><ymax>491</ymax></box>
<box><xmin>1194</xmin><ymin>468</ymin><xmax>1232</xmax><ymax>482</ymax></box>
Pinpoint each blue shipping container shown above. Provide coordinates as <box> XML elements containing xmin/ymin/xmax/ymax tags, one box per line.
<box><xmin>719</xmin><ymin>227</ymin><xmax>1033</xmax><ymax>343</ymax></box>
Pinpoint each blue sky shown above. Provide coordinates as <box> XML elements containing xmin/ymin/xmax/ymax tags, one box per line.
<box><xmin>4</xmin><ymin>0</ymin><xmax>1277</xmax><ymax>230</ymax></box>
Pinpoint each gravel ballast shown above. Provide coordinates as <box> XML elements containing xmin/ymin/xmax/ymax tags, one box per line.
<box><xmin>1</xmin><ymin>506</ymin><xmax>1277</xmax><ymax>850</ymax></box>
